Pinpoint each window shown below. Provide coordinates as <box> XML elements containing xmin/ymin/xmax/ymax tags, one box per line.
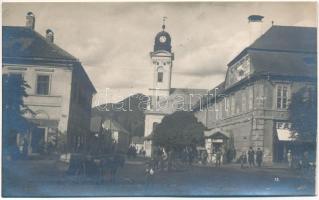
<box><xmin>153</xmin><ymin>122</ymin><xmax>159</xmax><ymax>131</ymax></box>
<box><xmin>248</xmin><ymin>87</ymin><xmax>253</xmax><ymax>110</ymax></box>
<box><xmin>242</xmin><ymin>91</ymin><xmax>247</xmax><ymax>113</ymax></box>
<box><xmin>36</xmin><ymin>75</ymin><xmax>50</xmax><ymax>95</ymax></box>
<box><xmin>158</xmin><ymin>72</ymin><xmax>163</xmax><ymax>82</ymax></box>
<box><xmin>235</xmin><ymin>93</ymin><xmax>240</xmax><ymax>114</ymax></box>
<box><xmin>219</xmin><ymin>102</ymin><xmax>223</xmax><ymax>120</ymax></box>
<box><xmin>231</xmin><ymin>95</ymin><xmax>235</xmax><ymax>115</ymax></box>
<box><xmin>276</xmin><ymin>84</ymin><xmax>290</xmax><ymax>109</ymax></box>
<box><xmin>225</xmin><ymin>97</ymin><xmax>230</xmax><ymax>117</ymax></box>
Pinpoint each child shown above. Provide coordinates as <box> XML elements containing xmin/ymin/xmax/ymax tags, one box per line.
<box><xmin>145</xmin><ymin>163</ymin><xmax>155</xmax><ymax>189</ymax></box>
<box><xmin>240</xmin><ymin>151</ymin><xmax>247</xmax><ymax>168</ymax></box>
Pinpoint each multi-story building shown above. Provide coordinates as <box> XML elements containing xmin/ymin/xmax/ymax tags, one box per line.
<box><xmin>2</xmin><ymin>12</ymin><xmax>96</xmax><ymax>154</ymax></box>
<box><xmin>193</xmin><ymin>16</ymin><xmax>317</xmax><ymax>163</ymax></box>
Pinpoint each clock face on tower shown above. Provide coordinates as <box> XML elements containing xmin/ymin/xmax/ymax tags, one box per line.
<box><xmin>159</xmin><ymin>36</ymin><xmax>167</xmax><ymax>43</ymax></box>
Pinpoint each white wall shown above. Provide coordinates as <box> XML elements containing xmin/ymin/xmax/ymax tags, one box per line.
<box><xmin>3</xmin><ymin>64</ymin><xmax>73</xmax><ymax>135</ymax></box>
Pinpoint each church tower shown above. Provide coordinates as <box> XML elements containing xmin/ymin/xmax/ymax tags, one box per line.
<box><xmin>144</xmin><ymin>18</ymin><xmax>174</xmax><ymax>157</ymax></box>
<box><xmin>149</xmin><ymin>18</ymin><xmax>174</xmax><ymax>110</ymax></box>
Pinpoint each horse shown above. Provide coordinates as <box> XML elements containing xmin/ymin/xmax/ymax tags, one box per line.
<box><xmin>97</xmin><ymin>154</ymin><xmax>125</xmax><ymax>183</ymax></box>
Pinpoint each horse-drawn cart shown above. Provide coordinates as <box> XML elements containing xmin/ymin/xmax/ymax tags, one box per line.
<box><xmin>56</xmin><ymin>153</ymin><xmax>125</xmax><ymax>182</ymax></box>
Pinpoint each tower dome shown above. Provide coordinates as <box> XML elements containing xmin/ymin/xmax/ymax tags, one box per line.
<box><xmin>153</xmin><ymin>23</ymin><xmax>172</xmax><ymax>52</ymax></box>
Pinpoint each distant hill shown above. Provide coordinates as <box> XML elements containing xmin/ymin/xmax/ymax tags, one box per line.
<box><xmin>92</xmin><ymin>93</ymin><xmax>148</xmax><ymax>137</ymax></box>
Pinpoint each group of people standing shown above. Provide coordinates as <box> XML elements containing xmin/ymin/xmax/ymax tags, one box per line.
<box><xmin>240</xmin><ymin>147</ymin><xmax>263</xmax><ymax>168</ymax></box>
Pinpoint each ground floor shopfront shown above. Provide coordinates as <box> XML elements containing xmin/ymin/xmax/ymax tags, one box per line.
<box><xmin>15</xmin><ymin>119</ymin><xmax>60</xmax><ymax>156</ymax></box>
<box><xmin>203</xmin><ymin>114</ymin><xmax>315</xmax><ymax>165</ymax></box>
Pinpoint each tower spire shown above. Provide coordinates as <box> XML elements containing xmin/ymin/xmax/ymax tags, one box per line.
<box><xmin>162</xmin><ymin>16</ymin><xmax>167</xmax><ymax>30</ymax></box>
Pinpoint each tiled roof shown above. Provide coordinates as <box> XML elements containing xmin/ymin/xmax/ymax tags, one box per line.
<box><xmin>3</xmin><ymin>26</ymin><xmax>96</xmax><ymax>93</ymax></box>
<box><xmin>90</xmin><ymin>116</ymin><xmax>129</xmax><ymax>134</ymax></box>
<box><xmin>249</xmin><ymin>50</ymin><xmax>316</xmax><ymax>78</ymax></box>
<box><xmin>148</xmin><ymin>88</ymin><xmax>208</xmax><ymax>114</ymax></box>
<box><xmin>3</xmin><ymin>26</ymin><xmax>77</xmax><ymax>61</ymax></box>
<box><xmin>102</xmin><ymin>118</ymin><xmax>130</xmax><ymax>134</ymax></box>
<box><xmin>193</xmin><ymin>26</ymin><xmax>317</xmax><ymax>111</ymax></box>
<box><xmin>250</xmin><ymin>25</ymin><xmax>316</xmax><ymax>53</ymax></box>
<box><xmin>228</xmin><ymin>25</ymin><xmax>317</xmax><ymax>67</ymax></box>
<box><xmin>192</xmin><ymin>82</ymin><xmax>225</xmax><ymax>111</ymax></box>
<box><xmin>131</xmin><ymin>136</ymin><xmax>144</xmax><ymax>144</ymax></box>
<box><xmin>169</xmin><ymin>88</ymin><xmax>208</xmax><ymax>96</ymax></box>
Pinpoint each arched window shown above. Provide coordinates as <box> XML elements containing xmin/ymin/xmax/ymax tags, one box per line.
<box><xmin>157</xmin><ymin>67</ymin><xmax>164</xmax><ymax>83</ymax></box>
<box><xmin>158</xmin><ymin>72</ymin><xmax>163</xmax><ymax>82</ymax></box>
<box><xmin>153</xmin><ymin>122</ymin><xmax>159</xmax><ymax>131</ymax></box>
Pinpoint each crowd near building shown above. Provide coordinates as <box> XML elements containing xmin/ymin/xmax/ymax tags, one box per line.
<box><xmin>144</xmin><ymin>15</ymin><xmax>317</xmax><ymax>164</ymax></box>
<box><xmin>2</xmin><ymin>12</ymin><xmax>316</xmax><ymax>165</ymax></box>
<box><xmin>193</xmin><ymin>16</ymin><xmax>316</xmax><ymax>163</ymax></box>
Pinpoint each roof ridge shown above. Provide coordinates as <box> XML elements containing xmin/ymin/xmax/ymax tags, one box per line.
<box><xmin>3</xmin><ymin>25</ymin><xmax>28</xmax><ymax>28</ymax></box>
<box><xmin>171</xmin><ymin>87</ymin><xmax>208</xmax><ymax>90</ymax></box>
<box><xmin>271</xmin><ymin>25</ymin><xmax>317</xmax><ymax>29</ymax></box>
<box><xmin>3</xmin><ymin>25</ymin><xmax>78</xmax><ymax>61</ymax></box>
<box><xmin>32</xmin><ymin>29</ymin><xmax>77</xmax><ymax>61</ymax></box>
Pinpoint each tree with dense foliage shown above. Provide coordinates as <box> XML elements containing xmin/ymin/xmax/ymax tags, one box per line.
<box><xmin>153</xmin><ymin>111</ymin><xmax>205</xmax><ymax>153</ymax></box>
<box><xmin>2</xmin><ymin>74</ymin><xmax>33</xmax><ymax>158</ymax></box>
<box><xmin>288</xmin><ymin>86</ymin><xmax>317</xmax><ymax>141</ymax></box>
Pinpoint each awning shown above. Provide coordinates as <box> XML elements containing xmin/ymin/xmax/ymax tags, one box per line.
<box><xmin>204</xmin><ymin>130</ymin><xmax>229</xmax><ymax>140</ymax></box>
<box><xmin>276</xmin><ymin>129</ymin><xmax>296</xmax><ymax>141</ymax></box>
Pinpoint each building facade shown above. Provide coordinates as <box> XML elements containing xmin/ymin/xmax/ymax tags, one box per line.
<box><xmin>2</xmin><ymin>12</ymin><xmax>96</xmax><ymax>154</ymax></box>
<box><xmin>193</xmin><ymin>17</ymin><xmax>317</xmax><ymax>163</ymax></box>
<box><xmin>90</xmin><ymin>115</ymin><xmax>130</xmax><ymax>154</ymax></box>
<box><xmin>144</xmin><ymin>23</ymin><xmax>207</xmax><ymax>157</ymax></box>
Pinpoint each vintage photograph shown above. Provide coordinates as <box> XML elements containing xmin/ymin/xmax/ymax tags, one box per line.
<box><xmin>2</xmin><ymin>1</ymin><xmax>317</xmax><ymax>197</ymax></box>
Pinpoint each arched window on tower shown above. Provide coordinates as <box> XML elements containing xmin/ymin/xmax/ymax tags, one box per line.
<box><xmin>157</xmin><ymin>67</ymin><xmax>164</xmax><ymax>83</ymax></box>
<box><xmin>153</xmin><ymin>122</ymin><xmax>159</xmax><ymax>131</ymax></box>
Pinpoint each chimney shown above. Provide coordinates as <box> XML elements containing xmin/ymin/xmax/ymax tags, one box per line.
<box><xmin>248</xmin><ymin>15</ymin><xmax>264</xmax><ymax>43</ymax></box>
<box><xmin>46</xmin><ymin>29</ymin><xmax>54</xmax><ymax>43</ymax></box>
<box><xmin>26</xmin><ymin>12</ymin><xmax>35</xmax><ymax>30</ymax></box>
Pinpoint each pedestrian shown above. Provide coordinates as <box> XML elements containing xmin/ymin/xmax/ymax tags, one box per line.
<box><xmin>145</xmin><ymin>162</ymin><xmax>155</xmax><ymax>190</ymax></box>
<box><xmin>247</xmin><ymin>146</ymin><xmax>255</xmax><ymax>168</ymax></box>
<box><xmin>215</xmin><ymin>150</ymin><xmax>222</xmax><ymax>168</ymax></box>
<box><xmin>139</xmin><ymin>147</ymin><xmax>144</xmax><ymax>156</ymax></box>
<box><xmin>302</xmin><ymin>151</ymin><xmax>309</xmax><ymax>170</ymax></box>
<box><xmin>22</xmin><ymin>137</ymin><xmax>28</xmax><ymax>159</ymax></box>
<box><xmin>142</xmin><ymin>150</ymin><xmax>146</xmax><ymax>158</ymax></box>
<box><xmin>202</xmin><ymin>150</ymin><xmax>208</xmax><ymax>165</ymax></box>
<box><xmin>287</xmin><ymin>149</ymin><xmax>293</xmax><ymax>168</ymax></box>
<box><xmin>256</xmin><ymin>148</ymin><xmax>263</xmax><ymax>167</ymax></box>
<box><xmin>240</xmin><ymin>151</ymin><xmax>247</xmax><ymax>168</ymax></box>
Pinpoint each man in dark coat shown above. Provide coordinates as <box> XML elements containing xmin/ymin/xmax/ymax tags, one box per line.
<box><xmin>256</xmin><ymin>148</ymin><xmax>263</xmax><ymax>167</ymax></box>
<box><xmin>215</xmin><ymin>150</ymin><xmax>222</xmax><ymax>168</ymax></box>
<box><xmin>247</xmin><ymin>146</ymin><xmax>255</xmax><ymax>168</ymax></box>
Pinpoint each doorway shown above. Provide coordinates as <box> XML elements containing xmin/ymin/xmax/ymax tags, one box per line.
<box><xmin>32</xmin><ymin>127</ymin><xmax>45</xmax><ymax>153</ymax></box>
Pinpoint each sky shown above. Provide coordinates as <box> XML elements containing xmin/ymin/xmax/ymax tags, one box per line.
<box><xmin>2</xmin><ymin>2</ymin><xmax>317</xmax><ymax>104</ymax></box>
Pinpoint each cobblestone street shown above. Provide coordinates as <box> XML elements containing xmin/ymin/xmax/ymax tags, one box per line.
<box><xmin>2</xmin><ymin>158</ymin><xmax>315</xmax><ymax>197</ymax></box>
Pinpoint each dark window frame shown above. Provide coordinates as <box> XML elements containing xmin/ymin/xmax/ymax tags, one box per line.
<box><xmin>157</xmin><ymin>72</ymin><xmax>163</xmax><ymax>82</ymax></box>
<box><xmin>36</xmin><ymin>74</ymin><xmax>50</xmax><ymax>95</ymax></box>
